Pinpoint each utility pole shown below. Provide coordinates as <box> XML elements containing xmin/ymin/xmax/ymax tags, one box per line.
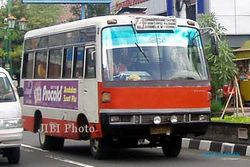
<box><xmin>4</xmin><ymin>0</ymin><xmax>13</xmax><ymax>76</ymax></box>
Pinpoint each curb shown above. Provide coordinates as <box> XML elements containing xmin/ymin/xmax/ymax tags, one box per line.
<box><xmin>182</xmin><ymin>138</ymin><xmax>250</xmax><ymax>157</ymax></box>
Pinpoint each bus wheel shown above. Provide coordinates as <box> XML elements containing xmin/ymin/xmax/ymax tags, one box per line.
<box><xmin>90</xmin><ymin>138</ymin><xmax>109</xmax><ymax>159</ymax></box>
<box><xmin>161</xmin><ymin>136</ymin><xmax>182</xmax><ymax>157</ymax></box>
<box><xmin>38</xmin><ymin>124</ymin><xmax>64</xmax><ymax>150</ymax></box>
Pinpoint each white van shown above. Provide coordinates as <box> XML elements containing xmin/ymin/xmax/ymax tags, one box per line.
<box><xmin>0</xmin><ymin>67</ymin><xmax>23</xmax><ymax>164</ymax></box>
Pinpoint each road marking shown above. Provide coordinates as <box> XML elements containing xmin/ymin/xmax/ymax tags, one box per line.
<box><xmin>21</xmin><ymin>144</ymin><xmax>49</xmax><ymax>153</ymax></box>
<box><xmin>47</xmin><ymin>155</ymin><xmax>95</xmax><ymax>167</ymax></box>
<box><xmin>21</xmin><ymin>147</ymin><xmax>34</xmax><ymax>153</ymax></box>
<box><xmin>21</xmin><ymin>144</ymin><xmax>94</xmax><ymax>167</ymax></box>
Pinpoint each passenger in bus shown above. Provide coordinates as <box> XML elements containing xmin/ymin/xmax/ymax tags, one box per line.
<box><xmin>37</xmin><ymin>63</ymin><xmax>46</xmax><ymax>78</ymax></box>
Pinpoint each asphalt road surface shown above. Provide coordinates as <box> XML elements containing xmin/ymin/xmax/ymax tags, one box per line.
<box><xmin>0</xmin><ymin>131</ymin><xmax>250</xmax><ymax>167</ymax></box>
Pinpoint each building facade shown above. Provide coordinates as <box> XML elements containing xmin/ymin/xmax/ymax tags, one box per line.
<box><xmin>205</xmin><ymin>0</ymin><xmax>250</xmax><ymax>48</ymax></box>
<box><xmin>111</xmin><ymin>0</ymin><xmax>249</xmax><ymax>48</ymax></box>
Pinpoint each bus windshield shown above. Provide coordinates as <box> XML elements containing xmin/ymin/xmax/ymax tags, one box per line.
<box><xmin>102</xmin><ymin>26</ymin><xmax>208</xmax><ymax>81</ymax></box>
<box><xmin>0</xmin><ymin>73</ymin><xmax>16</xmax><ymax>102</ymax></box>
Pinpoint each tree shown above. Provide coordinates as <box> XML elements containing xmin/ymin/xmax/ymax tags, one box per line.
<box><xmin>70</xmin><ymin>4</ymin><xmax>110</xmax><ymax>20</ymax></box>
<box><xmin>0</xmin><ymin>1</ymin><xmax>62</xmax><ymax>75</ymax></box>
<box><xmin>197</xmin><ymin>13</ymin><xmax>238</xmax><ymax>108</ymax></box>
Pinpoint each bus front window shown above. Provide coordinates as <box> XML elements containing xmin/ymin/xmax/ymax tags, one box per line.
<box><xmin>102</xmin><ymin>26</ymin><xmax>208</xmax><ymax>81</ymax></box>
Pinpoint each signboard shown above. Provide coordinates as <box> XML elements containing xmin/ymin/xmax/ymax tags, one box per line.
<box><xmin>135</xmin><ymin>17</ymin><xmax>176</xmax><ymax>31</ymax></box>
<box><xmin>22</xmin><ymin>0</ymin><xmax>111</xmax><ymax>3</ymax></box>
<box><xmin>23</xmin><ymin>80</ymin><xmax>78</xmax><ymax>110</ymax></box>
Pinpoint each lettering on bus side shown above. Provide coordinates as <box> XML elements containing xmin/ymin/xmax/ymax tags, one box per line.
<box><xmin>24</xmin><ymin>80</ymin><xmax>78</xmax><ymax>110</ymax></box>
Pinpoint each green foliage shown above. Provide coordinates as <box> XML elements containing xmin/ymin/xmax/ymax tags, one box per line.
<box><xmin>206</xmin><ymin>40</ymin><xmax>238</xmax><ymax>91</ymax></box>
<box><xmin>87</xmin><ymin>4</ymin><xmax>109</xmax><ymax>18</ymax></box>
<box><xmin>211</xmin><ymin>99</ymin><xmax>223</xmax><ymax>113</ymax></box>
<box><xmin>197</xmin><ymin>13</ymin><xmax>226</xmax><ymax>37</ymax></box>
<box><xmin>197</xmin><ymin>13</ymin><xmax>238</xmax><ymax>94</ymax></box>
<box><xmin>71</xmin><ymin>4</ymin><xmax>109</xmax><ymax>19</ymax></box>
<box><xmin>26</xmin><ymin>4</ymin><xmax>62</xmax><ymax>29</ymax></box>
<box><xmin>212</xmin><ymin>116</ymin><xmax>250</xmax><ymax>124</ymax></box>
<box><xmin>0</xmin><ymin>1</ymin><xmax>61</xmax><ymax>74</ymax></box>
<box><xmin>0</xmin><ymin>48</ymin><xmax>5</xmax><ymax>58</ymax></box>
<box><xmin>70</xmin><ymin>5</ymin><xmax>81</xmax><ymax>20</ymax></box>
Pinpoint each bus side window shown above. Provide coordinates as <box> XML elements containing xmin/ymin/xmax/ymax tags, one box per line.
<box><xmin>73</xmin><ymin>47</ymin><xmax>84</xmax><ymax>78</ymax></box>
<box><xmin>34</xmin><ymin>51</ymin><xmax>47</xmax><ymax>79</ymax></box>
<box><xmin>48</xmin><ymin>49</ymin><xmax>62</xmax><ymax>79</ymax></box>
<box><xmin>85</xmin><ymin>47</ymin><xmax>96</xmax><ymax>79</ymax></box>
<box><xmin>22</xmin><ymin>52</ymin><xmax>35</xmax><ymax>79</ymax></box>
<box><xmin>62</xmin><ymin>47</ymin><xmax>73</xmax><ymax>78</ymax></box>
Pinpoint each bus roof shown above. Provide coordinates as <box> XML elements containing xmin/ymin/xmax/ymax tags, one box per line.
<box><xmin>24</xmin><ymin>15</ymin><xmax>199</xmax><ymax>39</ymax></box>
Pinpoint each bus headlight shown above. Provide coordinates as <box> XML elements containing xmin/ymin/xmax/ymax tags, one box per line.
<box><xmin>0</xmin><ymin>119</ymin><xmax>23</xmax><ymax>129</ymax></box>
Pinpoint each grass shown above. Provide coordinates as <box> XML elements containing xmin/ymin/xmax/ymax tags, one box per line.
<box><xmin>211</xmin><ymin>116</ymin><xmax>250</xmax><ymax>124</ymax></box>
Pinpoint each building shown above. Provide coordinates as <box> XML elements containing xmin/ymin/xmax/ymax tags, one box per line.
<box><xmin>111</xmin><ymin>0</ymin><xmax>249</xmax><ymax>48</ymax></box>
<box><xmin>204</xmin><ymin>0</ymin><xmax>250</xmax><ymax>48</ymax></box>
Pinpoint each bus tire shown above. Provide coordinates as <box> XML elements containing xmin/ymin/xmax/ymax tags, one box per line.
<box><xmin>38</xmin><ymin>124</ymin><xmax>64</xmax><ymax>150</ymax></box>
<box><xmin>5</xmin><ymin>147</ymin><xmax>20</xmax><ymax>164</ymax></box>
<box><xmin>77</xmin><ymin>114</ymin><xmax>90</xmax><ymax>140</ymax></box>
<box><xmin>161</xmin><ymin>136</ymin><xmax>182</xmax><ymax>157</ymax></box>
<box><xmin>90</xmin><ymin>138</ymin><xmax>109</xmax><ymax>159</ymax></box>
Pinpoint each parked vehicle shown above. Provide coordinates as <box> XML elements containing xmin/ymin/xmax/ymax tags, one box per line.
<box><xmin>0</xmin><ymin>67</ymin><xmax>23</xmax><ymax>164</ymax></box>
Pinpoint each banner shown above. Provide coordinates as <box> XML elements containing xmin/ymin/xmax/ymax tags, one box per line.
<box><xmin>24</xmin><ymin>80</ymin><xmax>78</xmax><ymax>110</ymax></box>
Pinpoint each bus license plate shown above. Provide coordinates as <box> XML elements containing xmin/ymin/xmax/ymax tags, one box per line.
<box><xmin>150</xmin><ymin>126</ymin><xmax>171</xmax><ymax>135</ymax></box>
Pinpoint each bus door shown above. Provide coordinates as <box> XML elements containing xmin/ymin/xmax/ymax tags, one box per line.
<box><xmin>82</xmin><ymin>45</ymin><xmax>98</xmax><ymax>123</ymax></box>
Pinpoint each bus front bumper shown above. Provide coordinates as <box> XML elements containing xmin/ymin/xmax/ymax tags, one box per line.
<box><xmin>100</xmin><ymin>111</ymin><xmax>210</xmax><ymax>137</ymax></box>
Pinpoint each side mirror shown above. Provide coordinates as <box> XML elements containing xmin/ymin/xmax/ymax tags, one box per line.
<box><xmin>200</xmin><ymin>27</ymin><xmax>220</xmax><ymax>56</ymax></box>
<box><xmin>210</xmin><ymin>34</ymin><xmax>219</xmax><ymax>56</ymax></box>
<box><xmin>17</xmin><ymin>87</ymin><xmax>24</xmax><ymax>97</ymax></box>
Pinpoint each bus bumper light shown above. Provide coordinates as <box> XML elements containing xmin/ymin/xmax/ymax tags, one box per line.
<box><xmin>110</xmin><ymin>116</ymin><xmax>120</xmax><ymax>122</ymax></box>
<box><xmin>153</xmin><ymin>116</ymin><xmax>161</xmax><ymax>125</ymax></box>
<box><xmin>170</xmin><ymin>115</ymin><xmax>178</xmax><ymax>123</ymax></box>
<box><xmin>199</xmin><ymin>115</ymin><xmax>208</xmax><ymax>121</ymax></box>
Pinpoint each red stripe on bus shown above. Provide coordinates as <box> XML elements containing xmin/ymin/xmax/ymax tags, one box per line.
<box><xmin>98</xmin><ymin>82</ymin><xmax>210</xmax><ymax>109</ymax></box>
<box><xmin>23</xmin><ymin>116</ymin><xmax>103</xmax><ymax>139</ymax></box>
<box><xmin>23</xmin><ymin>116</ymin><xmax>80</xmax><ymax>140</ymax></box>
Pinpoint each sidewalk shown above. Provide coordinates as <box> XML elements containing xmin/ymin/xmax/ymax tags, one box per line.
<box><xmin>182</xmin><ymin>138</ymin><xmax>250</xmax><ymax>156</ymax></box>
<box><xmin>223</xmin><ymin>107</ymin><xmax>250</xmax><ymax>116</ymax></box>
<box><xmin>184</xmin><ymin>108</ymin><xmax>250</xmax><ymax>157</ymax></box>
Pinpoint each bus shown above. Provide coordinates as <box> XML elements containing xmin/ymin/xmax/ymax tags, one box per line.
<box><xmin>20</xmin><ymin>14</ymin><xmax>212</xmax><ymax>159</ymax></box>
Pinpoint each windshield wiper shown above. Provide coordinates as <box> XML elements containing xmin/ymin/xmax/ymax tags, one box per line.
<box><xmin>135</xmin><ymin>42</ymin><xmax>149</xmax><ymax>63</ymax></box>
<box><xmin>130</xmin><ymin>21</ymin><xmax>150</xmax><ymax>63</ymax></box>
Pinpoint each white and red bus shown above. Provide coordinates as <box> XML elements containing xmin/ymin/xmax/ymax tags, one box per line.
<box><xmin>20</xmin><ymin>14</ymin><xmax>212</xmax><ymax>159</ymax></box>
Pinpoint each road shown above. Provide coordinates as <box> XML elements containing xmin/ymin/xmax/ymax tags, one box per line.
<box><xmin>0</xmin><ymin>131</ymin><xmax>250</xmax><ymax>167</ymax></box>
